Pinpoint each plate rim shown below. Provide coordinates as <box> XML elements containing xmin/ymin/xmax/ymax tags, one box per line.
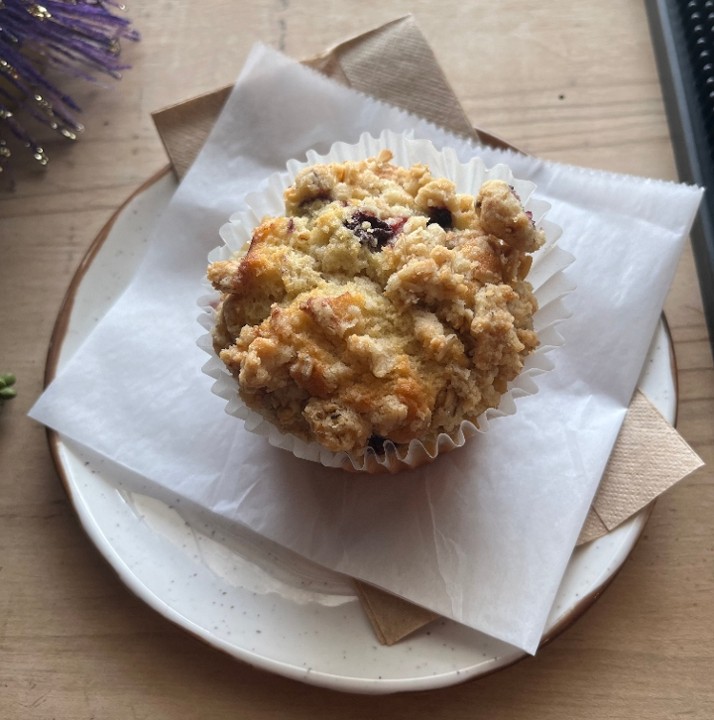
<box><xmin>42</xmin><ymin>164</ymin><xmax>678</xmax><ymax>693</ymax></box>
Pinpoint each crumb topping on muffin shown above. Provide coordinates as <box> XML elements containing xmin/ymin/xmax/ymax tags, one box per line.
<box><xmin>208</xmin><ymin>150</ymin><xmax>545</xmax><ymax>454</ymax></box>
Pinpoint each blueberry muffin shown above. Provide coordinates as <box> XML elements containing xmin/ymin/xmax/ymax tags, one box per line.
<box><xmin>207</xmin><ymin>150</ymin><xmax>544</xmax><ymax>461</ymax></box>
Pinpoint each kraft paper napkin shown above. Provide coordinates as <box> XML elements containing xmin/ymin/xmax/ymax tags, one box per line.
<box><xmin>354</xmin><ymin>582</ymin><xmax>440</xmax><ymax>647</ymax></box>
<box><xmin>577</xmin><ymin>391</ymin><xmax>704</xmax><ymax>542</ymax></box>
<box><xmin>31</xmin><ymin>29</ymin><xmax>704</xmax><ymax>653</ymax></box>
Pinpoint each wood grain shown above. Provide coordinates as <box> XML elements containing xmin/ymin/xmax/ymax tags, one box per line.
<box><xmin>1</xmin><ymin>1</ymin><xmax>712</xmax><ymax>718</ymax></box>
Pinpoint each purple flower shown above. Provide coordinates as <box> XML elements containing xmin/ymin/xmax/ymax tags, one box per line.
<box><xmin>0</xmin><ymin>0</ymin><xmax>139</xmax><ymax>174</ymax></box>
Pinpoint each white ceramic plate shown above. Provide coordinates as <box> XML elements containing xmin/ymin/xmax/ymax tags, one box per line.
<box><xmin>46</xmin><ymin>168</ymin><xmax>676</xmax><ymax>695</ymax></box>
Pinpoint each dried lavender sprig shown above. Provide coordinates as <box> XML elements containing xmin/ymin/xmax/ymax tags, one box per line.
<box><xmin>0</xmin><ymin>101</ymin><xmax>48</xmax><ymax>163</ymax></box>
<box><xmin>0</xmin><ymin>0</ymin><xmax>139</xmax><ymax>173</ymax></box>
<box><xmin>5</xmin><ymin>4</ymin><xmax>135</xmax><ymax>76</ymax></box>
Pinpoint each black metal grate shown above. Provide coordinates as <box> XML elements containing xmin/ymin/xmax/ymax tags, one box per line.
<box><xmin>646</xmin><ymin>0</ymin><xmax>714</xmax><ymax>357</ymax></box>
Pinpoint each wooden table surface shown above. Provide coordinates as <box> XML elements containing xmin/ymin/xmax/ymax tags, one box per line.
<box><xmin>1</xmin><ymin>1</ymin><xmax>713</xmax><ymax>717</ymax></box>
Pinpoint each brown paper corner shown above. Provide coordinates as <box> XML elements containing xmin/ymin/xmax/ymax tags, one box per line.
<box><xmin>355</xmin><ymin>581</ymin><xmax>440</xmax><ymax>645</ymax></box>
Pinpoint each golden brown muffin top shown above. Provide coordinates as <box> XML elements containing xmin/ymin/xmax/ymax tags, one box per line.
<box><xmin>208</xmin><ymin>150</ymin><xmax>544</xmax><ymax>455</ymax></box>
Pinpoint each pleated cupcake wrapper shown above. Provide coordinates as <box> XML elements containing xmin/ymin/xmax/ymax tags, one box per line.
<box><xmin>197</xmin><ymin>129</ymin><xmax>574</xmax><ymax>472</ymax></box>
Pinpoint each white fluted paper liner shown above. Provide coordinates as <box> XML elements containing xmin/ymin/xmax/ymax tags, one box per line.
<box><xmin>198</xmin><ymin>129</ymin><xmax>574</xmax><ymax>472</ymax></box>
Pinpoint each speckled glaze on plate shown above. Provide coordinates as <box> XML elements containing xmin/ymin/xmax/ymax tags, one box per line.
<box><xmin>45</xmin><ymin>168</ymin><xmax>676</xmax><ymax>694</ymax></box>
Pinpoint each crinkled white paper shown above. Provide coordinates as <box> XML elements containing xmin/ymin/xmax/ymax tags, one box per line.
<box><xmin>30</xmin><ymin>43</ymin><xmax>703</xmax><ymax>654</ymax></box>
